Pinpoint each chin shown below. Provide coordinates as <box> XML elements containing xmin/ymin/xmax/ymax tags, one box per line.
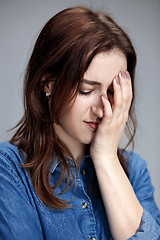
<box><xmin>82</xmin><ymin>136</ymin><xmax>94</xmax><ymax>145</ymax></box>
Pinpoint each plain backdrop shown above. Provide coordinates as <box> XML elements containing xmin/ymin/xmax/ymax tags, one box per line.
<box><xmin>0</xmin><ymin>0</ymin><xmax>160</xmax><ymax>208</ymax></box>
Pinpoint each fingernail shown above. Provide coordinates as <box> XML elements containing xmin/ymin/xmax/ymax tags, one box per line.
<box><xmin>126</xmin><ymin>71</ymin><xmax>130</xmax><ymax>79</ymax></box>
<box><xmin>121</xmin><ymin>70</ymin><xmax>125</xmax><ymax>78</ymax></box>
<box><xmin>115</xmin><ymin>75</ymin><xmax>120</xmax><ymax>84</ymax></box>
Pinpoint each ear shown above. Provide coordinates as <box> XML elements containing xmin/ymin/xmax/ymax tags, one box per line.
<box><xmin>41</xmin><ymin>75</ymin><xmax>54</xmax><ymax>96</ymax></box>
<box><xmin>44</xmin><ymin>81</ymin><xmax>53</xmax><ymax>96</ymax></box>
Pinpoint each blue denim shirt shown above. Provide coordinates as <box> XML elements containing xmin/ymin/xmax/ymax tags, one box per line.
<box><xmin>0</xmin><ymin>142</ymin><xmax>160</xmax><ymax>240</ymax></box>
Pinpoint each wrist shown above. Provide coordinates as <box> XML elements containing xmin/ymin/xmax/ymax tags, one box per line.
<box><xmin>92</xmin><ymin>154</ymin><xmax>120</xmax><ymax>171</ymax></box>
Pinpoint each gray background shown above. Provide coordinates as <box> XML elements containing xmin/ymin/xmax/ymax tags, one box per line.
<box><xmin>0</xmin><ymin>0</ymin><xmax>160</xmax><ymax>208</ymax></box>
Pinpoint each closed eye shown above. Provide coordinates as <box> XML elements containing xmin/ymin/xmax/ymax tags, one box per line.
<box><xmin>79</xmin><ymin>90</ymin><xmax>93</xmax><ymax>96</ymax></box>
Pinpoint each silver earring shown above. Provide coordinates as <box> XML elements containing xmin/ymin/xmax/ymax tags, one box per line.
<box><xmin>46</xmin><ymin>92</ymin><xmax>51</xmax><ymax>97</ymax></box>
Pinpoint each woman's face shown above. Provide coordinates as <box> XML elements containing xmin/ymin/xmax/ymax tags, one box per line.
<box><xmin>54</xmin><ymin>50</ymin><xmax>127</xmax><ymax>153</ymax></box>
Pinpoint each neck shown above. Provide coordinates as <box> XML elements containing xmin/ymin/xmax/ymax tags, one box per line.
<box><xmin>54</xmin><ymin>123</ymin><xmax>86</xmax><ymax>166</ymax></box>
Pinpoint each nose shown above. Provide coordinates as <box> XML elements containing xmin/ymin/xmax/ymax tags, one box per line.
<box><xmin>91</xmin><ymin>97</ymin><xmax>104</xmax><ymax>119</ymax></box>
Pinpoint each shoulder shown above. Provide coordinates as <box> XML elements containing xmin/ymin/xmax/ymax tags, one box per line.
<box><xmin>125</xmin><ymin>151</ymin><xmax>147</xmax><ymax>172</ymax></box>
<box><xmin>123</xmin><ymin>151</ymin><xmax>148</xmax><ymax>182</ymax></box>
<box><xmin>0</xmin><ymin>142</ymin><xmax>27</xmax><ymax>188</ymax></box>
<box><xmin>0</xmin><ymin>141</ymin><xmax>24</xmax><ymax>165</ymax></box>
<box><xmin>0</xmin><ymin>143</ymin><xmax>44</xmax><ymax>239</ymax></box>
<box><xmin>0</xmin><ymin>142</ymin><xmax>36</xmax><ymax>203</ymax></box>
<box><xmin>124</xmin><ymin>151</ymin><xmax>152</xmax><ymax>189</ymax></box>
<box><xmin>122</xmin><ymin>151</ymin><xmax>147</xmax><ymax>172</ymax></box>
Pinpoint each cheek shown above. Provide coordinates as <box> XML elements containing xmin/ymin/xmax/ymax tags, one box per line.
<box><xmin>75</xmin><ymin>95</ymin><xmax>94</xmax><ymax>111</ymax></box>
<box><xmin>61</xmin><ymin>95</ymin><xmax>95</xmax><ymax>123</ymax></box>
<box><xmin>59</xmin><ymin>100</ymin><xmax>84</xmax><ymax>124</ymax></box>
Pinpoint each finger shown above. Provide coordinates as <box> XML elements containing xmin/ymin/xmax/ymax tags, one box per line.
<box><xmin>112</xmin><ymin>75</ymin><xmax>123</xmax><ymax>119</ymax></box>
<box><xmin>100</xmin><ymin>94</ymin><xmax>113</xmax><ymax>125</ymax></box>
<box><xmin>119</xmin><ymin>71</ymin><xmax>133</xmax><ymax>113</ymax></box>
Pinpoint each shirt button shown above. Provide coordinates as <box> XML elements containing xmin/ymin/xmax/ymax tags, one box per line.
<box><xmin>82</xmin><ymin>169</ymin><xmax>86</xmax><ymax>176</ymax></box>
<box><xmin>82</xmin><ymin>202</ymin><xmax>88</xmax><ymax>209</ymax></box>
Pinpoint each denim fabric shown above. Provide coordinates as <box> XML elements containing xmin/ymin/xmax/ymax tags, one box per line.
<box><xmin>0</xmin><ymin>142</ymin><xmax>160</xmax><ymax>240</ymax></box>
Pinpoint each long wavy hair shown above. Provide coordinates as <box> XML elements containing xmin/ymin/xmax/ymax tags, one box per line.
<box><xmin>11</xmin><ymin>6</ymin><xmax>137</xmax><ymax>209</ymax></box>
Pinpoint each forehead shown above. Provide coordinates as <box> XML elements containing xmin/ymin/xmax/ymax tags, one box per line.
<box><xmin>83</xmin><ymin>50</ymin><xmax>127</xmax><ymax>84</ymax></box>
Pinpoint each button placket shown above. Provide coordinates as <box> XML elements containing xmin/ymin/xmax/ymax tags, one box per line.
<box><xmin>79</xmin><ymin>162</ymin><xmax>97</xmax><ymax>240</ymax></box>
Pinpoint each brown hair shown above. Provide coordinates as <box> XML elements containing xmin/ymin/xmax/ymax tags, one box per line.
<box><xmin>11</xmin><ymin>6</ymin><xmax>137</xmax><ymax>209</ymax></box>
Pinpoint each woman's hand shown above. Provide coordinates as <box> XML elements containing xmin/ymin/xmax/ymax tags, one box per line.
<box><xmin>90</xmin><ymin>71</ymin><xmax>143</xmax><ymax>240</ymax></box>
<box><xmin>90</xmin><ymin>70</ymin><xmax>132</xmax><ymax>164</ymax></box>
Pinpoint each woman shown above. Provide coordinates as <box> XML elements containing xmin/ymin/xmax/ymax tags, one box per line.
<box><xmin>0</xmin><ymin>6</ymin><xmax>160</xmax><ymax>240</ymax></box>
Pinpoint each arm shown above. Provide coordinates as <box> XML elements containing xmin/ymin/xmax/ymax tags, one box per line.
<box><xmin>93</xmin><ymin>156</ymin><xmax>143</xmax><ymax>240</ymax></box>
<box><xmin>128</xmin><ymin>153</ymin><xmax>160</xmax><ymax>239</ymax></box>
<box><xmin>90</xmin><ymin>71</ymin><xmax>143</xmax><ymax>240</ymax></box>
<box><xmin>0</xmin><ymin>150</ymin><xmax>43</xmax><ymax>240</ymax></box>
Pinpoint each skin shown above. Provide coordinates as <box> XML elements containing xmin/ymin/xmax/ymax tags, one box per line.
<box><xmin>46</xmin><ymin>50</ymin><xmax>143</xmax><ymax>239</ymax></box>
<box><xmin>52</xmin><ymin>50</ymin><xmax>126</xmax><ymax>162</ymax></box>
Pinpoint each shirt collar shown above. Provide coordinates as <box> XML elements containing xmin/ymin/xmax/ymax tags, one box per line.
<box><xmin>51</xmin><ymin>154</ymin><xmax>91</xmax><ymax>174</ymax></box>
<box><xmin>51</xmin><ymin>159</ymin><xmax>60</xmax><ymax>173</ymax></box>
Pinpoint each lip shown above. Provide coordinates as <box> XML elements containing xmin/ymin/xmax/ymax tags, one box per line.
<box><xmin>84</xmin><ymin>121</ymin><xmax>99</xmax><ymax>131</ymax></box>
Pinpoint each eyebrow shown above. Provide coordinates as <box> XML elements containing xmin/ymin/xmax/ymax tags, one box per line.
<box><xmin>82</xmin><ymin>79</ymin><xmax>101</xmax><ymax>86</ymax></box>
